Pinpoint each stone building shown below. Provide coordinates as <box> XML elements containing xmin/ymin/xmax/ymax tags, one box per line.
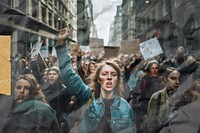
<box><xmin>108</xmin><ymin>5</ymin><xmax>122</xmax><ymax>47</ymax></box>
<box><xmin>134</xmin><ymin>0</ymin><xmax>200</xmax><ymax>57</ymax></box>
<box><xmin>0</xmin><ymin>0</ymin><xmax>77</xmax><ymax>57</ymax></box>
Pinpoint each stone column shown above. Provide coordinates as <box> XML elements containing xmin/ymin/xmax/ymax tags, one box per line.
<box><xmin>38</xmin><ymin>0</ymin><xmax>42</xmax><ymax>21</ymax></box>
<box><xmin>27</xmin><ymin>0</ymin><xmax>32</xmax><ymax>16</ymax></box>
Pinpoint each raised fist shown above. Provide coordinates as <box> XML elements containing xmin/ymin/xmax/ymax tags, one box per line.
<box><xmin>58</xmin><ymin>28</ymin><xmax>70</xmax><ymax>46</ymax></box>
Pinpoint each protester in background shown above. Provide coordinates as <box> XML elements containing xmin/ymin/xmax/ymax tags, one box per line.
<box><xmin>1</xmin><ymin>74</ymin><xmax>61</xmax><ymax>133</ymax></box>
<box><xmin>123</xmin><ymin>53</ymin><xmax>144</xmax><ymax>101</ymax></box>
<box><xmin>160</xmin><ymin>79</ymin><xmax>200</xmax><ymax>133</ymax></box>
<box><xmin>131</xmin><ymin>59</ymin><xmax>163</xmax><ymax>133</ymax></box>
<box><xmin>147</xmin><ymin>67</ymin><xmax>180</xmax><ymax>133</ymax></box>
<box><xmin>42</xmin><ymin>66</ymin><xmax>71</xmax><ymax>133</ymax></box>
<box><xmin>42</xmin><ymin>68</ymin><xmax>49</xmax><ymax>83</ymax></box>
<box><xmin>84</xmin><ymin>60</ymin><xmax>97</xmax><ymax>84</ymax></box>
<box><xmin>56</xmin><ymin>28</ymin><xmax>135</xmax><ymax>133</ymax></box>
<box><xmin>177</xmin><ymin>55</ymin><xmax>199</xmax><ymax>82</ymax></box>
<box><xmin>175</xmin><ymin>46</ymin><xmax>186</xmax><ymax>67</ymax></box>
<box><xmin>16</xmin><ymin>58</ymin><xmax>30</xmax><ymax>75</ymax></box>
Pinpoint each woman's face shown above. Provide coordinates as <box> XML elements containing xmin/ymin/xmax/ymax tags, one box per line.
<box><xmin>98</xmin><ymin>64</ymin><xmax>118</xmax><ymax>98</ymax></box>
<box><xmin>149</xmin><ymin>63</ymin><xmax>159</xmax><ymax>77</ymax></box>
<box><xmin>89</xmin><ymin>63</ymin><xmax>96</xmax><ymax>73</ymax></box>
<box><xmin>14</xmin><ymin>79</ymin><xmax>31</xmax><ymax>104</ymax></box>
<box><xmin>43</xmin><ymin>71</ymin><xmax>48</xmax><ymax>82</ymax></box>
<box><xmin>166</xmin><ymin>70</ymin><xmax>180</xmax><ymax>91</ymax></box>
<box><xmin>48</xmin><ymin>70</ymin><xmax>59</xmax><ymax>85</ymax></box>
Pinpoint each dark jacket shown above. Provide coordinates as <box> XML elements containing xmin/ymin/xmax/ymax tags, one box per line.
<box><xmin>1</xmin><ymin>100</ymin><xmax>61</xmax><ymax>133</ymax></box>
<box><xmin>160</xmin><ymin>98</ymin><xmax>200</xmax><ymax>133</ymax></box>
<box><xmin>42</xmin><ymin>80</ymin><xmax>71</xmax><ymax>132</ymax></box>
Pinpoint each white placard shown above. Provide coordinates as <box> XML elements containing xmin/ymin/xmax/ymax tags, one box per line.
<box><xmin>40</xmin><ymin>46</ymin><xmax>49</xmax><ymax>58</ymax></box>
<box><xmin>31</xmin><ymin>40</ymin><xmax>42</xmax><ymax>59</ymax></box>
<box><xmin>51</xmin><ymin>47</ymin><xmax>57</xmax><ymax>57</ymax></box>
<box><xmin>139</xmin><ymin>37</ymin><xmax>163</xmax><ymax>60</ymax></box>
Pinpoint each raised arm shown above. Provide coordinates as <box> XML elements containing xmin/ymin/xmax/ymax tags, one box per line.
<box><xmin>56</xmin><ymin>28</ymin><xmax>91</xmax><ymax>105</ymax></box>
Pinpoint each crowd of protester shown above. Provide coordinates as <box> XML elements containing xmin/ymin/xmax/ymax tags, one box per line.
<box><xmin>0</xmin><ymin>28</ymin><xmax>200</xmax><ymax>133</ymax></box>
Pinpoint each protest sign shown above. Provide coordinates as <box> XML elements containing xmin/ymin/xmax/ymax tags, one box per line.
<box><xmin>37</xmin><ymin>52</ymin><xmax>48</xmax><ymax>72</ymax></box>
<box><xmin>51</xmin><ymin>47</ymin><xmax>57</xmax><ymax>57</ymax></box>
<box><xmin>31</xmin><ymin>40</ymin><xmax>43</xmax><ymax>59</ymax></box>
<box><xmin>0</xmin><ymin>36</ymin><xmax>11</xmax><ymax>95</ymax></box>
<box><xmin>139</xmin><ymin>37</ymin><xmax>163</xmax><ymax>60</ymax></box>
<box><xmin>40</xmin><ymin>46</ymin><xmax>49</xmax><ymax>58</ymax></box>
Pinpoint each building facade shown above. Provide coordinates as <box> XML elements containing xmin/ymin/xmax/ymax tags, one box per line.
<box><xmin>108</xmin><ymin>5</ymin><xmax>122</xmax><ymax>47</ymax></box>
<box><xmin>121</xmin><ymin>0</ymin><xmax>137</xmax><ymax>40</ymax></box>
<box><xmin>77</xmin><ymin>0</ymin><xmax>97</xmax><ymax>46</ymax></box>
<box><xmin>134</xmin><ymin>0</ymin><xmax>200</xmax><ymax>57</ymax></box>
<box><xmin>0</xmin><ymin>0</ymin><xmax>76</xmax><ymax>56</ymax></box>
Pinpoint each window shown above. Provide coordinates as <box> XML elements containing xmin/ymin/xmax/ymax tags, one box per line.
<box><xmin>49</xmin><ymin>12</ymin><xmax>52</xmax><ymax>26</ymax></box>
<box><xmin>54</xmin><ymin>16</ymin><xmax>58</xmax><ymax>29</ymax></box>
<box><xmin>1</xmin><ymin>0</ymin><xmax>11</xmax><ymax>6</ymax></box>
<box><xmin>32</xmin><ymin>0</ymin><xmax>38</xmax><ymax>18</ymax></box>
<box><xmin>19</xmin><ymin>0</ymin><xmax>26</xmax><ymax>13</ymax></box>
<box><xmin>175</xmin><ymin>0</ymin><xmax>181</xmax><ymax>8</ymax></box>
<box><xmin>42</xmin><ymin>6</ymin><xmax>47</xmax><ymax>23</ymax></box>
<box><xmin>163</xmin><ymin>0</ymin><xmax>170</xmax><ymax>16</ymax></box>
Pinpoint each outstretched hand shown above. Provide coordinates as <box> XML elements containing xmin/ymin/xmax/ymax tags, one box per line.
<box><xmin>58</xmin><ymin>28</ymin><xmax>70</xmax><ymax>46</ymax></box>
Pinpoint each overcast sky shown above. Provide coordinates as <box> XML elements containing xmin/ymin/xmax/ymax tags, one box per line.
<box><xmin>92</xmin><ymin>0</ymin><xmax>122</xmax><ymax>45</ymax></box>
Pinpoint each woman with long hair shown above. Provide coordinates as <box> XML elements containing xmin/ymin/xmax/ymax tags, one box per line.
<box><xmin>2</xmin><ymin>74</ymin><xmax>61</xmax><ymax>133</ymax></box>
<box><xmin>55</xmin><ymin>28</ymin><xmax>135</xmax><ymax>133</ymax></box>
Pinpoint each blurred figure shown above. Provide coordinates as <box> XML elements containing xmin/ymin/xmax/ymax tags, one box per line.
<box><xmin>16</xmin><ymin>59</ymin><xmax>30</xmax><ymax>75</ymax></box>
<box><xmin>84</xmin><ymin>61</ymin><xmax>97</xmax><ymax>84</ymax></box>
<box><xmin>1</xmin><ymin>74</ymin><xmax>61</xmax><ymax>133</ymax></box>
<box><xmin>175</xmin><ymin>46</ymin><xmax>186</xmax><ymax>66</ymax></box>
<box><xmin>147</xmin><ymin>67</ymin><xmax>180</xmax><ymax>133</ymax></box>
<box><xmin>42</xmin><ymin>68</ymin><xmax>49</xmax><ymax>83</ymax></box>
<box><xmin>131</xmin><ymin>59</ymin><xmax>163</xmax><ymax>133</ymax></box>
<box><xmin>42</xmin><ymin>66</ymin><xmax>71</xmax><ymax>133</ymax></box>
<box><xmin>160</xmin><ymin>79</ymin><xmax>200</xmax><ymax>133</ymax></box>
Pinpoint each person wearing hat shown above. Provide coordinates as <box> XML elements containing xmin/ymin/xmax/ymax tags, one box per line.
<box><xmin>42</xmin><ymin>66</ymin><xmax>72</xmax><ymax>133</ymax></box>
<box><xmin>131</xmin><ymin>59</ymin><xmax>164</xmax><ymax>133</ymax></box>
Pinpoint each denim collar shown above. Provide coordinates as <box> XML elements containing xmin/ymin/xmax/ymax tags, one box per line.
<box><xmin>94</xmin><ymin>94</ymin><xmax>121</xmax><ymax>109</ymax></box>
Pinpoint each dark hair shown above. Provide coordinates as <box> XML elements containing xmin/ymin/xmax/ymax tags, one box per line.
<box><xmin>13</xmin><ymin>74</ymin><xmax>46</xmax><ymax>103</ymax></box>
<box><xmin>89</xmin><ymin>61</ymin><xmax>123</xmax><ymax>98</ymax></box>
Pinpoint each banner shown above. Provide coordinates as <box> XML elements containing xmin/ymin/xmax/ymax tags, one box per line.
<box><xmin>0</xmin><ymin>36</ymin><xmax>11</xmax><ymax>95</ymax></box>
<box><xmin>139</xmin><ymin>37</ymin><xmax>163</xmax><ymax>60</ymax></box>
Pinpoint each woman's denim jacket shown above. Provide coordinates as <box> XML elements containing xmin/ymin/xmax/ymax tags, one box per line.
<box><xmin>56</xmin><ymin>45</ymin><xmax>135</xmax><ymax>132</ymax></box>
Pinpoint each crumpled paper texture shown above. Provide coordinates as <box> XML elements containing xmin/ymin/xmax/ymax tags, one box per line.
<box><xmin>0</xmin><ymin>36</ymin><xmax>11</xmax><ymax>95</ymax></box>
